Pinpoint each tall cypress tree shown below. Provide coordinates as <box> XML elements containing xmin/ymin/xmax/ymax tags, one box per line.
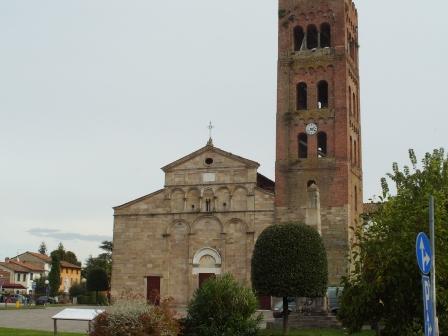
<box><xmin>48</xmin><ymin>252</ymin><xmax>61</xmax><ymax>297</ymax></box>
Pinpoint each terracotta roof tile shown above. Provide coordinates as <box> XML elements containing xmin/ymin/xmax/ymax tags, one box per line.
<box><xmin>0</xmin><ymin>262</ymin><xmax>28</xmax><ymax>273</ymax></box>
<box><xmin>9</xmin><ymin>260</ymin><xmax>45</xmax><ymax>272</ymax></box>
<box><xmin>363</xmin><ymin>203</ymin><xmax>380</xmax><ymax>214</ymax></box>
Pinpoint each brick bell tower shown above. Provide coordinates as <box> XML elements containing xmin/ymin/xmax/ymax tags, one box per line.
<box><xmin>275</xmin><ymin>0</ymin><xmax>363</xmax><ymax>284</ymax></box>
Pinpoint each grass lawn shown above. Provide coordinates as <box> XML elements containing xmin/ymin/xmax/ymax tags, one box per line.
<box><xmin>259</xmin><ymin>330</ymin><xmax>375</xmax><ymax>335</ymax></box>
<box><xmin>0</xmin><ymin>327</ymin><xmax>375</xmax><ymax>336</ymax></box>
<box><xmin>0</xmin><ymin>328</ymin><xmax>85</xmax><ymax>336</ymax></box>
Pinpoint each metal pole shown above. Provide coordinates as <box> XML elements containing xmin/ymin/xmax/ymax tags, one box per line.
<box><xmin>429</xmin><ymin>196</ymin><xmax>438</xmax><ymax>335</ymax></box>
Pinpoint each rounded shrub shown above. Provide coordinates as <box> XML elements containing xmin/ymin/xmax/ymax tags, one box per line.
<box><xmin>251</xmin><ymin>222</ymin><xmax>328</xmax><ymax>298</ymax></box>
<box><xmin>184</xmin><ymin>273</ymin><xmax>262</xmax><ymax>336</ymax></box>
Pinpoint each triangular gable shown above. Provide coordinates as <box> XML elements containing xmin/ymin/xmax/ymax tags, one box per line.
<box><xmin>161</xmin><ymin>144</ymin><xmax>260</xmax><ymax>172</ymax></box>
<box><xmin>113</xmin><ymin>189</ymin><xmax>164</xmax><ymax>210</ymax></box>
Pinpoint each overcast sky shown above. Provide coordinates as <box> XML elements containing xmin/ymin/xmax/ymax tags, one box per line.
<box><xmin>1</xmin><ymin>0</ymin><xmax>447</xmax><ymax>266</ymax></box>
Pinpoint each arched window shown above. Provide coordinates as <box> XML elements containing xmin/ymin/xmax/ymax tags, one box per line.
<box><xmin>354</xmin><ymin>140</ymin><xmax>357</xmax><ymax>165</ymax></box>
<box><xmin>307</xmin><ymin>25</ymin><xmax>318</xmax><ymax>50</ymax></box>
<box><xmin>317</xmin><ymin>132</ymin><xmax>327</xmax><ymax>157</ymax></box>
<box><xmin>307</xmin><ymin>180</ymin><xmax>316</xmax><ymax>188</ymax></box>
<box><xmin>352</xmin><ymin>93</ymin><xmax>356</xmax><ymax>120</ymax></box>
<box><xmin>350</xmin><ymin>38</ymin><xmax>355</xmax><ymax>60</ymax></box>
<box><xmin>354</xmin><ymin>186</ymin><xmax>358</xmax><ymax>211</ymax></box>
<box><xmin>349</xmin><ymin>86</ymin><xmax>352</xmax><ymax>116</ymax></box>
<box><xmin>350</xmin><ymin>136</ymin><xmax>353</xmax><ymax>162</ymax></box>
<box><xmin>297</xmin><ymin>82</ymin><xmax>307</xmax><ymax>110</ymax></box>
<box><xmin>294</xmin><ymin>26</ymin><xmax>305</xmax><ymax>51</ymax></box>
<box><xmin>320</xmin><ymin>23</ymin><xmax>331</xmax><ymax>48</ymax></box>
<box><xmin>298</xmin><ymin>133</ymin><xmax>308</xmax><ymax>158</ymax></box>
<box><xmin>317</xmin><ymin>81</ymin><xmax>328</xmax><ymax>108</ymax></box>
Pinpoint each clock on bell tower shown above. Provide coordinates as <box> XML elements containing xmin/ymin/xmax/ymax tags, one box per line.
<box><xmin>274</xmin><ymin>0</ymin><xmax>363</xmax><ymax>284</ymax></box>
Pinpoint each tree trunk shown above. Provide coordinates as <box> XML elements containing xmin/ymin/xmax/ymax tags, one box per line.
<box><xmin>282</xmin><ymin>296</ymin><xmax>290</xmax><ymax>335</ymax></box>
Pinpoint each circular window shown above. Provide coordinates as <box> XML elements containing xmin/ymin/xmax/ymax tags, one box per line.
<box><xmin>205</xmin><ymin>158</ymin><xmax>214</xmax><ymax>165</ymax></box>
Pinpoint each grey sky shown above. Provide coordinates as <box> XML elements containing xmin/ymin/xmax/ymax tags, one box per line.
<box><xmin>1</xmin><ymin>0</ymin><xmax>447</xmax><ymax>265</ymax></box>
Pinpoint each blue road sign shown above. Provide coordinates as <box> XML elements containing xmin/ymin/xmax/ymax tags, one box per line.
<box><xmin>0</xmin><ymin>280</ymin><xmax>3</xmax><ymax>285</ymax></box>
<box><xmin>422</xmin><ymin>275</ymin><xmax>434</xmax><ymax>336</ymax></box>
<box><xmin>416</xmin><ymin>232</ymin><xmax>432</xmax><ymax>275</ymax></box>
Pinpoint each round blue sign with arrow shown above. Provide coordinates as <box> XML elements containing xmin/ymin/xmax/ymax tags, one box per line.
<box><xmin>416</xmin><ymin>232</ymin><xmax>432</xmax><ymax>275</ymax></box>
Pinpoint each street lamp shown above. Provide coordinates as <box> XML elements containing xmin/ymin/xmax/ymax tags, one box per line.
<box><xmin>45</xmin><ymin>280</ymin><xmax>49</xmax><ymax>301</ymax></box>
<box><xmin>82</xmin><ymin>278</ymin><xmax>86</xmax><ymax>295</ymax></box>
<box><xmin>34</xmin><ymin>274</ymin><xmax>41</xmax><ymax>304</ymax></box>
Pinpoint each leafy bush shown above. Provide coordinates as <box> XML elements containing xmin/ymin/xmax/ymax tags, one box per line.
<box><xmin>77</xmin><ymin>295</ymin><xmax>96</xmax><ymax>304</ymax></box>
<box><xmin>251</xmin><ymin>222</ymin><xmax>328</xmax><ymax>298</ymax></box>
<box><xmin>184</xmin><ymin>273</ymin><xmax>262</xmax><ymax>336</ymax></box>
<box><xmin>69</xmin><ymin>282</ymin><xmax>83</xmax><ymax>297</ymax></box>
<box><xmin>89</xmin><ymin>290</ymin><xmax>180</xmax><ymax>336</ymax></box>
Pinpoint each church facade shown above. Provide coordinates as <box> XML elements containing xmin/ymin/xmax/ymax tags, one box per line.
<box><xmin>111</xmin><ymin>143</ymin><xmax>275</xmax><ymax>306</ymax></box>
<box><xmin>111</xmin><ymin>0</ymin><xmax>363</xmax><ymax>306</ymax></box>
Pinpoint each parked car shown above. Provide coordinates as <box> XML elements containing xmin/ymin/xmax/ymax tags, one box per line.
<box><xmin>271</xmin><ymin>287</ymin><xmax>344</xmax><ymax>318</ymax></box>
<box><xmin>35</xmin><ymin>296</ymin><xmax>55</xmax><ymax>305</ymax></box>
<box><xmin>327</xmin><ymin>286</ymin><xmax>343</xmax><ymax>315</ymax></box>
<box><xmin>10</xmin><ymin>294</ymin><xmax>25</xmax><ymax>304</ymax></box>
<box><xmin>272</xmin><ymin>297</ymin><xmax>295</xmax><ymax>318</ymax></box>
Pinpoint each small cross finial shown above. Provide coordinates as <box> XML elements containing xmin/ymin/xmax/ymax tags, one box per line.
<box><xmin>207</xmin><ymin>121</ymin><xmax>215</xmax><ymax>146</ymax></box>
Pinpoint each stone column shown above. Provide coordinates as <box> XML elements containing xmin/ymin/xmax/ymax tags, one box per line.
<box><xmin>305</xmin><ymin>183</ymin><xmax>321</xmax><ymax>235</ymax></box>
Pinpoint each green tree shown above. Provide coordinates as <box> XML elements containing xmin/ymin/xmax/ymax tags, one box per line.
<box><xmin>338</xmin><ymin>149</ymin><xmax>448</xmax><ymax>335</ymax></box>
<box><xmin>38</xmin><ymin>241</ymin><xmax>47</xmax><ymax>255</ymax></box>
<box><xmin>84</xmin><ymin>244</ymin><xmax>112</xmax><ymax>288</ymax></box>
<box><xmin>251</xmin><ymin>222</ymin><xmax>328</xmax><ymax>335</ymax></box>
<box><xmin>69</xmin><ymin>282</ymin><xmax>83</xmax><ymax>297</ymax></box>
<box><xmin>34</xmin><ymin>275</ymin><xmax>48</xmax><ymax>295</ymax></box>
<box><xmin>86</xmin><ymin>268</ymin><xmax>109</xmax><ymax>304</ymax></box>
<box><xmin>184</xmin><ymin>273</ymin><xmax>262</xmax><ymax>336</ymax></box>
<box><xmin>53</xmin><ymin>242</ymin><xmax>66</xmax><ymax>261</ymax></box>
<box><xmin>65</xmin><ymin>251</ymin><xmax>81</xmax><ymax>266</ymax></box>
<box><xmin>48</xmin><ymin>252</ymin><xmax>61</xmax><ymax>297</ymax></box>
<box><xmin>50</xmin><ymin>243</ymin><xmax>81</xmax><ymax>266</ymax></box>
<box><xmin>98</xmin><ymin>240</ymin><xmax>113</xmax><ymax>263</ymax></box>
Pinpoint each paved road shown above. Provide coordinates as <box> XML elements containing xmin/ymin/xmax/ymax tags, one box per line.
<box><xmin>0</xmin><ymin>305</ymin><xmax>274</xmax><ymax>333</ymax></box>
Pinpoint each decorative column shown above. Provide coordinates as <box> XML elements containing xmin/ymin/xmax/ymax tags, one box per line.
<box><xmin>305</xmin><ymin>183</ymin><xmax>322</xmax><ymax>235</ymax></box>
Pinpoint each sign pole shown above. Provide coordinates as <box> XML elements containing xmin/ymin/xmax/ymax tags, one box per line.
<box><xmin>429</xmin><ymin>196</ymin><xmax>439</xmax><ymax>335</ymax></box>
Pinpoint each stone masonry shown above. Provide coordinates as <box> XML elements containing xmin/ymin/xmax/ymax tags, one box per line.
<box><xmin>111</xmin><ymin>142</ymin><xmax>275</xmax><ymax>306</ymax></box>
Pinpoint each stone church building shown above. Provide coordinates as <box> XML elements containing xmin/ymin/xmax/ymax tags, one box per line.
<box><xmin>111</xmin><ymin>0</ymin><xmax>363</xmax><ymax>307</ymax></box>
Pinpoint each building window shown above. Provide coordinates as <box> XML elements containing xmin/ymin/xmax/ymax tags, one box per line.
<box><xmin>317</xmin><ymin>132</ymin><xmax>327</xmax><ymax>157</ymax></box>
<box><xmin>30</xmin><ymin>273</ymin><xmax>33</xmax><ymax>280</ymax></box>
<box><xmin>298</xmin><ymin>133</ymin><xmax>308</xmax><ymax>158</ymax></box>
<box><xmin>353</xmin><ymin>93</ymin><xmax>357</xmax><ymax>120</ymax></box>
<box><xmin>320</xmin><ymin>23</ymin><xmax>331</xmax><ymax>48</ymax></box>
<box><xmin>71</xmin><ymin>269</ymin><xmax>73</xmax><ymax>274</ymax></box>
<box><xmin>297</xmin><ymin>82</ymin><xmax>307</xmax><ymax>110</ymax></box>
<box><xmin>349</xmin><ymin>86</ymin><xmax>352</xmax><ymax>116</ymax></box>
<box><xmin>355</xmin><ymin>186</ymin><xmax>358</xmax><ymax>211</ymax></box>
<box><xmin>23</xmin><ymin>274</ymin><xmax>26</xmax><ymax>282</ymax></box>
<box><xmin>307</xmin><ymin>25</ymin><xmax>318</xmax><ymax>49</ymax></box>
<box><xmin>205</xmin><ymin>199</ymin><xmax>211</xmax><ymax>212</ymax></box>
<box><xmin>350</xmin><ymin>136</ymin><xmax>353</xmax><ymax>162</ymax></box>
<box><xmin>294</xmin><ymin>26</ymin><xmax>305</xmax><ymax>51</ymax></box>
<box><xmin>66</xmin><ymin>269</ymin><xmax>68</xmax><ymax>273</ymax></box>
<box><xmin>317</xmin><ymin>81</ymin><xmax>329</xmax><ymax>108</ymax></box>
<box><xmin>307</xmin><ymin>180</ymin><xmax>316</xmax><ymax>188</ymax></box>
<box><xmin>17</xmin><ymin>274</ymin><xmax>20</xmax><ymax>281</ymax></box>
<box><xmin>76</xmin><ymin>270</ymin><xmax>79</xmax><ymax>275</ymax></box>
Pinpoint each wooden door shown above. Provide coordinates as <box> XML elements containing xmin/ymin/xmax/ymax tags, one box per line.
<box><xmin>258</xmin><ymin>296</ymin><xmax>271</xmax><ymax>310</ymax></box>
<box><xmin>198</xmin><ymin>273</ymin><xmax>215</xmax><ymax>288</ymax></box>
<box><xmin>146</xmin><ymin>276</ymin><xmax>160</xmax><ymax>305</ymax></box>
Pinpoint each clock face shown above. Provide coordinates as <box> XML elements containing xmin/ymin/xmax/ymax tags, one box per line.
<box><xmin>306</xmin><ymin>123</ymin><xmax>317</xmax><ymax>135</ymax></box>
